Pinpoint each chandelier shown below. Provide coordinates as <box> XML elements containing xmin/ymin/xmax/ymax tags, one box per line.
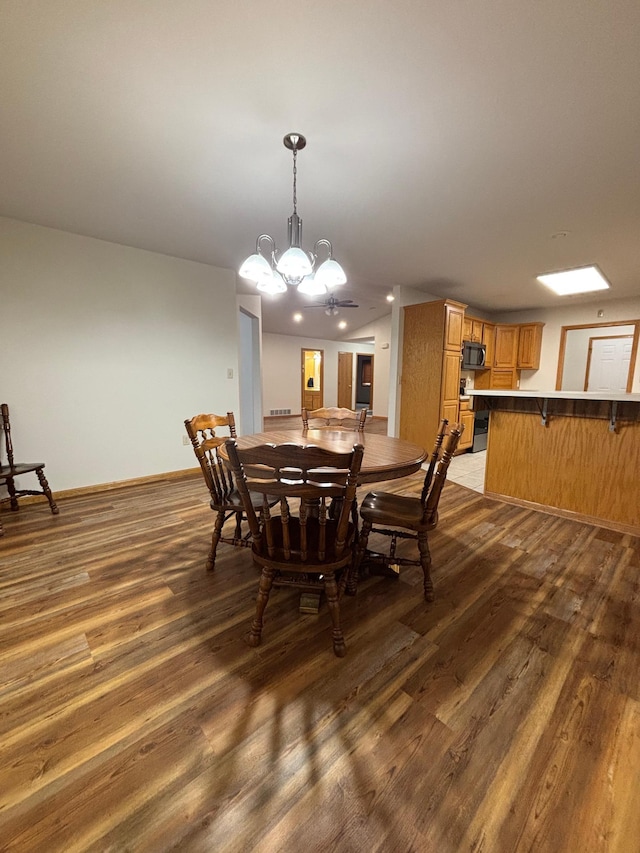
<box><xmin>239</xmin><ymin>133</ymin><xmax>347</xmax><ymax>296</ymax></box>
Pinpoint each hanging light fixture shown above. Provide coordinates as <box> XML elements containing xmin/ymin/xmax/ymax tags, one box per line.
<box><xmin>239</xmin><ymin>133</ymin><xmax>347</xmax><ymax>296</ymax></box>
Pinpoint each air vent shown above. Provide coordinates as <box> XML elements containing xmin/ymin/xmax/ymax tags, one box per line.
<box><xmin>269</xmin><ymin>409</ymin><xmax>292</xmax><ymax>416</ymax></box>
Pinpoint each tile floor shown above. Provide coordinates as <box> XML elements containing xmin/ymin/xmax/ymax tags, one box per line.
<box><xmin>445</xmin><ymin>449</ymin><xmax>486</xmax><ymax>493</ymax></box>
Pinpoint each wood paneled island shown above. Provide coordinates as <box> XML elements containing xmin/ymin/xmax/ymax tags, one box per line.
<box><xmin>469</xmin><ymin>389</ymin><xmax>640</xmax><ymax>535</ymax></box>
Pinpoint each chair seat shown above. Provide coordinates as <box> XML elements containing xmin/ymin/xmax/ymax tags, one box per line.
<box><xmin>211</xmin><ymin>488</ymin><xmax>266</xmax><ymax>513</ymax></box>
<box><xmin>1</xmin><ymin>462</ymin><xmax>46</xmax><ymax>477</ymax></box>
<box><xmin>359</xmin><ymin>490</ymin><xmax>436</xmax><ymax>532</ymax></box>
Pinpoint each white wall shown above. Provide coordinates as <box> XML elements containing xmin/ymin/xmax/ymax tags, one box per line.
<box><xmin>340</xmin><ymin>314</ymin><xmax>393</xmax><ymax>417</ymax></box>
<box><xmin>262</xmin><ymin>333</ymin><xmax>374</xmax><ymax>415</ymax></box>
<box><xmin>493</xmin><ymin>296</ymin><xmax>640</xmax><ymax>392</ymax></box>
<box><xmin>1</xmin><ymin>217</ymin><xmax>240</xmax><ymax>492</ymax></box>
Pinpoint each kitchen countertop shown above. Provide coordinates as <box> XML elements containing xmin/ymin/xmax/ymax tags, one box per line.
<box><xmin>468</xmin><ymin>389</ymin><xmax>640</xmax><ymax>403</ymax></box>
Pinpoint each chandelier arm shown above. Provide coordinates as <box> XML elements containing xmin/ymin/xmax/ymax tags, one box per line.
<box><xmin>256</xmin><ymin>234</ymin><xmax>276</xmax><ymax>253</ymax></box>
<box><xmin>313</xmin><ymin>239</ymin><xmax>334</xmax><ymax>260</ymax></box>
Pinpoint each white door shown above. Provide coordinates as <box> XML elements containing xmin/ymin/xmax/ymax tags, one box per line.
<box><xmin>586</xmin><ymin>336</ymin><xmax>632</xmax><ymax>392</ymax></box>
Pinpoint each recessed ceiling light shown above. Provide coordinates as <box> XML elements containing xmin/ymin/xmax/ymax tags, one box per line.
<box><xmin>386</xmin><ymin>293</ymin><xmax>395</xmax><ymax>302</ymax></box>
<box><xmin>293</xmin><ymin>313</ymin><xmax>303</xmax><ymax>322</ymax></box>
<box><xmin>338</xmin><ymin>320</ymin><xmax>347</xmax><ymax>329</ymax></box>
<box><xmin>536</xmin><ymin>265</ymin><xmax>610</xmax><ymax>296</ymax></box>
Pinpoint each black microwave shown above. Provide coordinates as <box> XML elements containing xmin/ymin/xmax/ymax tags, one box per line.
<box><xmin>461</xmin><ymin>340</ymin><xmax>487</xmax><ymax>370</ymax></box>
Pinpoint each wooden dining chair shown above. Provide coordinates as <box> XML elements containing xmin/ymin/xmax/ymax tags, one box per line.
<box><xmin>352</xmin><ymin>420</ymin><xmax>464</xmax><ymax>601</ymax></box>
<box><xmin>225</xmin><ymin>439</ymin><xmax>364</xmax><ymax>657</ymax></box>
<box><xmin>0</xmin><ymin>402</ymin><xmax>59</xmax><ymax>536</ymax></box>
<box><xmin>301</xmin><ymin>406</ymin><xmax>367</xmax><ymax>431</ymax></box>
<box><xmin>184</xmin><ymin>412</ymin><xmax>276</xmax><ymax>571</ymax></box>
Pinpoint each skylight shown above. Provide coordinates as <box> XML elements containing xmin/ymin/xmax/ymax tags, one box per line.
<box><xmin>536</xmin><ymin>265</ymin><xmax>610</xmax><ymax>296</ymax></box>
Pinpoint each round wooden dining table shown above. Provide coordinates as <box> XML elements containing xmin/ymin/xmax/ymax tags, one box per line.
<box><xmin>220</xmin><ymin>428</ymin><xmax>427</xmax><ymax>484</ymax></box>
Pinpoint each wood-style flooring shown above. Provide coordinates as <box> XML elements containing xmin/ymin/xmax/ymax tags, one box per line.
<box><xmin>1</xmin><ymin>458</ymin><xmax>639</xmax><ymax>851</ymax></box>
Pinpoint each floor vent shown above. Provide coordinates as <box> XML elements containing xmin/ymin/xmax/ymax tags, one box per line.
<box><xmin>269</xmin><ymin>408</ymin><xmax>292</xmax><ymax>416</ymax></box>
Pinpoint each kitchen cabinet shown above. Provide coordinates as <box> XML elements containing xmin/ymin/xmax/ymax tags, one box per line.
<box><xmin>463</xmin><ymin>316</ymin><xmax>484</xmax><ymax>343</ymax></box>
<box><xmin>400</xmin><ymin>299</ymin><xmax>466</xmax><ymax>448</ymax></box>
<box><xmin>444</xmin><ymin>302</ymin><xmax>465</xmax><ymax>351</ymax></box>
<box><xmin>482</xmin><ymin>322</ymin><xmax>495</xmax><ymax>368</ymax></box>
<box><xmin>458</xmin><ymin>398</ymin><xmax>474</xmax><ymax>451</ymax></box>
<box><xmin>517</xmin><ymin>322</ymin><xmax>545</xmax><ymax>369</ymax></box>
<box><xmin>494</xmin><ymin>325</ymin><xmax>520</xmax><ymax>368</ymax></box>
<box><xmin>488</xmin><ymin>368</ymin><xmax>519</xmax><ymax>390</ymax></box>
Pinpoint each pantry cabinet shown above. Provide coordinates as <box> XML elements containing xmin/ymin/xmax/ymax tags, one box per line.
<box><xmin>400</xmin><ymin>299</ymin><xmax>466</xmax><ymax>448</ymax></box>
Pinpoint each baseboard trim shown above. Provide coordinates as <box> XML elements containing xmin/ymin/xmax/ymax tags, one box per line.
<box><xmin>9</xmin><ymin>467</ymin><xmax>201</xmax><ymax>505</ymax></box>
<box><xmin>483</xmin><ymin>490</ymin><xmax>640</xmax><ymax>538</ymax></box>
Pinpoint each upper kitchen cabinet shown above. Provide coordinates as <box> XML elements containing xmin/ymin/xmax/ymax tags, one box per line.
<box><xmin>444</xmin><ymin>301</ymin><xmax>466</xmax><ymax>351</ymax></box>
<box><xmin>494</xmin><ymin>325</ymin><xmax>520</xmax><ymax>368</ymax></box>
<box><xmin>517</xmin><ymin>322</ymin><xmax>545</xmax><ymax>369</ymax></box>
<box><xmin>482</xmin><ymin>322</ymin><xmax>495</xmax><ymax>367</ymax></box>
<box><xmin>400</xmin><ymin>299</ymin><xmax>467</xmax><ymax>448</ymax></box>
<box><xmin>462</xmin><ymin>316</ymin><xmax>484</xmax><ymax>343</ymax></box>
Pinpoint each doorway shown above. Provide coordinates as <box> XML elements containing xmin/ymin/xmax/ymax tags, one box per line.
<box><xmin>355</xmin><ymin>353</ymin><xmax>373</xmax><ymax>413</ymax></box>
<box><xmin>301</xmin><ymin>349</ymin><xmax>323</xmax><ymax>411</ymax></box>
<box><xmin>238</xmin><ymin>308</ymin><xmax>261</xmax><ymax>434</ymax></box>
<box><xmin>556</xmin><ymin>319</ymin><xmax>639</xmax><ymax>392</ymax></box>
<box><xmin>585</xmin><ymin>335</ymin><xmax>633</xmax><ymax>392</ymax></box>
<box><xmin>337</xmin><ymin>352</ymin><xmax>353</xmax><ymax>408</ymax></box>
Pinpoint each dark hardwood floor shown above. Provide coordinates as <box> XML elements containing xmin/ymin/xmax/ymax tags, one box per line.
<box><xmin>1</xmin><ymin>464</ymin><xmax>639</xmax><ymax>851</ymax></box>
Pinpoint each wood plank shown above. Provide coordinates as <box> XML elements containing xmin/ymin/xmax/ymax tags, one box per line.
<box><xmin>0</xmin><ymin>471</ymin><xmax>639</xmax><ymax>851</ymax></box>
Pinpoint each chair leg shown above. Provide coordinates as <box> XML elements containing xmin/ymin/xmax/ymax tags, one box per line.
<box><xmin>417</xmin><ymin>531</ymin><xmax>434</xmax><ymax>602</ymax></box>
<box><xmin>36</xmin><ymin>468</ymin><xmax>59</xmax><ymax>515</ymax></box>
<box><xmin>248</xmin><ymin>566</ymin><xmax>276</xmax><ymax>647</ymax></box>
<box><xmin>348</xmin><ymin>519</ymin><xmax>372</xmax><ymax>595</ymax></box>
<box><xmin>324</xmin><ymin>571</ymin><xmax>346</xmax><ymax>657</ymax></box>
<box><xmin>6</xmin><ymin>476</ymin><xmax>19</xmax><ymax>511</ymax></box>
<box><xmin>207</xmin><ymin>510</ymin><xmax>226</xmax><ymax>571</ymax></box>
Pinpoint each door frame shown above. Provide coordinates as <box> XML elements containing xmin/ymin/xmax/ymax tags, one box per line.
<box><xmin>556</xmin><ymin>319</ymin><xmax>639</xmax><ymax>392</ymax></box>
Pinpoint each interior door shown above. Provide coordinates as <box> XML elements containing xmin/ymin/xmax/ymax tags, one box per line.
<box><xmin>585</xmin><ymin>336</ymin><xmax>633</xmax><ymax>392</ymax></box>
<box><xmin>301</xmin><ymin>348</ymin><xmax>324</xmax><ymax>411</ymax></box>
<box><xmin>337</xmin><ymin>352</ymin><xmax>353</xmax><ymax>408</ymax></box>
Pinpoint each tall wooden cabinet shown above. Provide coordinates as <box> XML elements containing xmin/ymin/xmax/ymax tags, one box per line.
<box><xmin>399</xmin><ymin>299</ymin><xmax>466</xmax><ymax>448</ymax></box>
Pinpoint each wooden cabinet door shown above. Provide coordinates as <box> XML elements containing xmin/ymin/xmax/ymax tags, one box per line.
<box><xmin>463</xmin><ymin>316</ymin><xmax>473</xmax><ymax>341</ymax></box>
<box><xmin>442</xmin><ymin>351</ymin><xmax>461</xmax><ymax>407</ymax></box>
<box><xmin>490</xmin><ymin>368</ymin><xmax>519</xmax><ymax>390</ymax></box>
<box><xmin>303</xmin><ymin>390</ymin><xmax>322</xmax><ymax>409</ymax></box>
<box><xmin>442</xmin><ymin>400</ymin><xmax>460</xmax><ymax>426</ymax></box>
<box><xmin>471</xmin><ymin>319</ymin><xmax>483</xmax><ymax>342</ymax></box>
<box><xmin>458</xmin><ymin>409</ymin><xmax>475</xmax><ymax>450</ymax></box>
<box><xmin>494</xmin><ymin>325</ymin><xmax>519</xmax><ymax>368</ymax></box>
<box><xmin>444</xmin><ymin>303</ymin><xmax>465</xmax><ymax>351</ymax></box>
<box><xmin>482</xmin><ymin>323</ymin><xmax>495</xmax><ymax>367</ymax></box>
<box><xmin>517</xmin><ymin>323</ymin><xmax>544</xmax><ymax>369</ymax></box>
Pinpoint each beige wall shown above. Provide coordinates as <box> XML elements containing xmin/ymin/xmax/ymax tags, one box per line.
<box><xmin>1</xmin><ymin>217</ymin><xmax>240</xmax><ymax>491</ymax></box>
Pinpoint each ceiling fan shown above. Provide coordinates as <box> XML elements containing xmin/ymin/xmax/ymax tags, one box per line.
<box><xmin>302</xmin><ymin>295</ymin><xmax>359</xmax><ymax>316</ymax></box>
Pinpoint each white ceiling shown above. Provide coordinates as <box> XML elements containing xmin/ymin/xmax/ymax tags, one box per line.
<box><xmin>2</xmin><ymin>1</ymin><xmax>640</xmax><ymax>341</ymax></box>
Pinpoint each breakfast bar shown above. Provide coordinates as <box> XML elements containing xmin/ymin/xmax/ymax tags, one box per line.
<box><xmin>468</xmin><ymin>389</ymin><xmax>640</xmax><ymax>535</ymax></box>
